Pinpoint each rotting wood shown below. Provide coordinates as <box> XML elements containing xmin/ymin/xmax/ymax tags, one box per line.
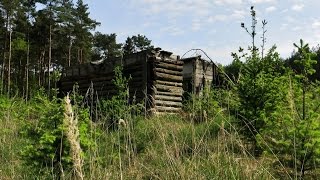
<box><xmin>86</xmin><ymin>76</ymin><xmax>114</xmax><ymax>82</ymax></box>
<box><xmin>155</xmin><ymin>80</ymin><xmax>182</xmax><ymax>87</ymax></box>
<box><xmin>155</xmin><ymin>84</ymin><xmax>183</xmax><ymax>93</ymax></box>
<box><xmin>60</xmin><ymin>49</ymin><xmax>184</xmax><ymax>115</ymax></box>
<box><xmin>155</xmin><ymin>100</ymin><xmax>182</xmax><ymax>107</ymax></box>
<box><xmin>154</xmin><ymin>57</ymin><xmax>183</xmax><ymax>65</ymax></box>
<box><xmin>155</xmin><ymin>95</ymin><xmax>182</xmax><ymax>102</ymax></box>
<box><xmin>154</xmin><ymin>67</ymin><xmax>182</xmax><ymax>76</ymax></box>
<box><xmin>61</xmin><ymin>81</ymin><xmax>81</xmax><ymax>87</ymax></box>
<box><xmin>155</xmin><ymin>91</ymin><xmax>183</xmax><ymax>97</ymax></box>
<box><xmin>154</xmin><ymin>62</ymin><xmax>183</xmax><ymax>71</ymax></box>
<box><xmin>153</xmin><ymin>106</ymin><xmax>181</xmax><ymax>112</ymax></box>
<box><xmin>155</xmin><ymin>72</ymin><xmax>183</xmax><ymax>82</ymax></box>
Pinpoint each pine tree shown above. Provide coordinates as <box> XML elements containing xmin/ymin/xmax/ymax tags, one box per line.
<box><xmin>73</xmin><ymin>0</ymin><xmax>99</xmax><ymax>64</ymax></box>
<box><xmin>122</xmin><ymin>34</ymin><xmax>153</xmax><ymax>56</ymax></box>
<box><xmin>92</xmin><ymin>32</ymin><xmax>122</xmax><ymax>60</ymax></box>
<box><xmin>236</xmin><ymin>6</ymin><xmax>285</xmax><ymax>155</ymax></box>
<box><xmin>259</xmin><ymin>40</ymin><xmax>320</xmax><ymax>178</ymax></box>
<box><xmin>0</xmin><ymin>0</ymin><xmax>20</xmax><ymax>96</ymax></box>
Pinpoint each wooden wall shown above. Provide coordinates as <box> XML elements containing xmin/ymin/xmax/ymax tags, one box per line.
<box><xmin>59</xmin><ymin>49</ymin><xmax>184</xmax><ymax>114</ymax></box>
<box><xmin>149</xmin><ymin>52</ymin><xmax>183</xmax><ymax>113</ymax></box>
<box><xmin>182</xmin><ymin>56</ymin><xmax>221</xmax><ymax>94</ymax></box>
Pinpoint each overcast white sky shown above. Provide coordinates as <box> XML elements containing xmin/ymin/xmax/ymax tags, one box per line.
<box><xmin>84</xmin><ymin>0</ymin><xmax>320</xmax><ymax>65</ymax></box>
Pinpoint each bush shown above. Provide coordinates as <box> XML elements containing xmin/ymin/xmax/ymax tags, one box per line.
<box><xmin>184</xmin><ymin>86</ymin><xmax>221</xmax><ymax>122</ymax></box>
<box><xmin>21</xmin><ymin>90</ymin><xmax>96</xmax><ymax>178</ymax></box>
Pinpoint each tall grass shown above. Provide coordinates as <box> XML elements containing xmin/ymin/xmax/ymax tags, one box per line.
<box><xmin>0</xmin><ymin>96</ymin><xmax>29</xmax><ymax>179</ymax></box>
<box><xmin>2</xmin><ymin>85</ymin><xmax>314</xmax><ymax>179</ymax></box>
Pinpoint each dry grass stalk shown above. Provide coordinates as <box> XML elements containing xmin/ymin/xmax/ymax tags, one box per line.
<box><xmin>63</xmin><ymin>94</ymin><xmax>84</xmax><ymax>180</ymax></box>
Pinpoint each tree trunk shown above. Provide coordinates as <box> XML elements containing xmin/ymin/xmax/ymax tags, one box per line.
<box><xmin>1</xmin><ymin>36</ymin><xmax>6</xmax><ymax>95</ymax></box>
<box><xmin>1</xmin><ymin>14</ymin><xmax>9</xmax><ymax>95</ymax></box>
<box><xmin>77</xmin><ymin>48</ymin><xmax>80</xmax><ymax>64</ymax></box>
<box><xmin>48</xmin><ymin>24</ymin><xmax>52</xmax><ymax>96</ymax></box>
<box><xmin>68</xmin><ymin>37</ymin><xmax>72</xmax><ymax>67</ymax></box>
<box><xmin>8</xmin><ymin>30</ymin><xmax>12</xmax><ymax>97</ymax></box>
<box><xmin>26</xmin><ymin>38</ymin><xmax>30</xmax><ymax>101</ymax></box>
<box><xmin>80</xmin><ymin>48</ymin><xmax>83</xmax><ymax>64</ymax></box>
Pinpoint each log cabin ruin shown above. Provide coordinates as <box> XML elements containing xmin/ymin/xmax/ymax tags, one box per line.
<box><xmin>60</xmin><ymin>48</ymin><xmax>184</xmax><ymax>114</ymax></box>
<box><xmin>59</xmin><ymin>48</ymin><xmax>224</xmax><ymax>114</ymax></box>
<box><xmin>181</xmin><ymin>55</ymin><xmax>223</xmax><ymax>95</ymax></box>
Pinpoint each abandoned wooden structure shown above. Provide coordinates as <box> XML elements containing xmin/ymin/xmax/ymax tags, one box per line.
<box><xmin>182</xmin><ymin>55</ymin><xmax>222</xmax><ymax>95</ymax></box>
<box><xmin>59</xmin><ymin>49</ymin><xmax>184</xmax><ymax>114</ymax></box>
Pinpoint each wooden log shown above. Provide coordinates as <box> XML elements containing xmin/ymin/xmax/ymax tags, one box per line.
<box><xmin>66</xmin><ymin>69</ymin><xmax>73</xmax><ymax>76</ymax></box>
<box><xmin>89</xmin><ymin>81</ymin><xmax>114</xmax><ymax>87</ymax></box>
<box><xmin>122</xmin><ymin>54</ymin><xmax>145</xmax><ymax>66</ymax></box>
<box><xmin>89</xmin><ymin>76</ymin><xmax>114</xmax><ymax>82</ymax></box>
<box><xmin>154</xmin><ymin>106</ymin><xmax>181</xmax><ymax>112</ymax></box>
<box><xmin>155</xmin><ymin>72</ymin><xmax>183</xmax><ymax>82</ymax></box>
<box><xmin>154</xmin><ymin>57</ymin><xmax>183</xmax><ymax>65</ymax></box>
<box><xmin>154</xmin><ymin>62</ymin><xmax>183</xmax><ymax>71</ymax></box>
<box><xmin>155</xmin><ymin>84</ymin><xmax>183</xmax><ymax>94</ymax></box>
<box><xmin>155</xmin><ymin>91</ymin><xmax>183</xmax><ymax>97</ymax></box>
<box><xmin>60</xmin><ymin>83</ymin><xmax>81</xmax><ymax>89</ymax></box>
<box><xmin>129</xmin><ymin>77</ymin><xmax>144</xmax><ymax>82</ymax></box>
<box><xmin>155</xmin><ymin>80</ymin><xmax>182</xmax><ymax>87</ymax></box>
<box><xmin>123</xmin><ymin>63</ymin><xmax>143</xmax><ymax>71</ymax></box>
<box><xmin>154</xmin><ymin>95</ymin><xmax>182</xmax><ymax>102</ymax></box>
<box><xmin>72</xmin><ymin>67</ymin><xmax>80</xmax><ymax>77</ymax></box>
<box><xmin>155</xmin><ymin>100</ymin><xmax>182</xmax><ymax>107</ymax></box>
<box><xmin>79</xmin><ymin>81</ymin><xmax>114</xmax><ymax>88</ymax></box>
<box><xmin>61</xmin><ymin>81</ymin><xmax>79</xmax><ymax>87</ymax></box>
<box><xmin>124</xmin><ymin>71</ymin><xmax>143</xmax><ymax>78</ymax></box>
<box><xmin>154</xmin><ymin>67</ymin><xmax>182</xmax><ymax>76</ymax></box>
<box><xmin>97</xmin><ymin>90</ymin><xmax>118</xmax><ymax>95</ymax></box>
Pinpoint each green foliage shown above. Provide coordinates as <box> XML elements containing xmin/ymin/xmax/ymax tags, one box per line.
<box><xmin>293</xmin><ymin>39</ymin><xmax>317</xmax><ymax>78</ymax></box>
<box><xmin>100</xmin><ymin>66</ymin><xmax>143</xmax><ymax>129</ymax></box>
<box><xmin>122</xmin><ymin>34</ymin><xmax>153</xmax><ymax>56</ymax></box>
<box><xmin>12</xmin><ymin>36</ymin><xmax>27</xmax><ymax>51</ymax></box>
<box><xmin>92</xmin><ymin>32</ymin><xmax>122</xmax><ymax>60</ymax></box>
<box><xmin>259</xmin><ymin>40</ymin><xmax>320</xmax><ymax>178</ymax></box>
<box><xmin>20</xmin><ymin>89</ymin><xmax>96</xmax><ymax>177</ymax></box>
<box><xmin>236</xmin><ymin>45</ymin><xmax>286</xmax><ymax>155</ymax></box>
<box><xmin>224</xmin><ymin>56</ymin><xmax>243</xmax><ymax>83</ymax></box>
<box><xmin>184</xmin><ymin>86</ymin><xmax>221</xmax><ymax>122</ymax></box>
<box><xmin>235</xmin><ymin>8</ymin><xmax>288</xmax><ymax>154</ymax></box>
<box><xmin>259</xmin><ymin>76</ymin><xmax>320</xmax><ymax>177</ymax></box>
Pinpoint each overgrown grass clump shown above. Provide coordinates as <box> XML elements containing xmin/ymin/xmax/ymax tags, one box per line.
<box><xmin>0</xmin><ymin>91</ymin><xmax>275</xmax><ymax>179</ymax></box>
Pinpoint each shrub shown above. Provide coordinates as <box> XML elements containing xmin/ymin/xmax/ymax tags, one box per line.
<box><xmin>21</xmin><ymin>90</ymin><xmax>96</xmax><ymax>178</ymax></box>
